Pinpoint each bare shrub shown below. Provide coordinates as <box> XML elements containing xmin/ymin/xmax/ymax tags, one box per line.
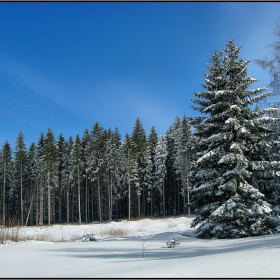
<box><xmin>138</xmin><ymin>234</ymin><xmax>152</xmax><ymax>258</ymax></box>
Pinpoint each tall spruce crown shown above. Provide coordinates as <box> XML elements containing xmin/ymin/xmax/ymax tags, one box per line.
<box><xmin>190</xmin><ymin>39</ymin><xmax>278</xmax><ymax>239</ymax></box>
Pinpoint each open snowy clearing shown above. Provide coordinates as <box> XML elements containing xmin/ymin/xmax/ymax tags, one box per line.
<box><xmin>1</xmin><ymin>216</ymin><xmax>280</xmax><ymax>278</ymax></box>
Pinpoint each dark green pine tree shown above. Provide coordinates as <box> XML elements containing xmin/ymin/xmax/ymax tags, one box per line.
<box><xmin>44</xmin><ymin>129</ymin><xmax>58</xmax><ymax>225</ymax></box>
<box><xmin>62</xmin><ymin>136</ymin><xmax>74</xmax><ymax>224</ymax></box>
<box><xmin>190</xmin><ymin>39</ymin><xmax>278</xmax><ymax>239</ymax></box>
<box><xmin>89</xmin><ymin>122</ymin><xmax>106</xmax><ymax>222</ymax></box>
<box><xmin>72</xmin><ymin>134</ymin><xmax>83</xmax><ymax>224</ymax></box>
<box><xmin>166</xmin><ymin>118</ymin><xmax>181</xmax><ymax>216</ymax></box>
<box><xmin>248</xmin><ymin>105</ymin><xmax>280</xmax><ymax>212</ymax></box>
<box><xmin>14</xmin><ymin>131</ymin><xmax>27</xmax><ymax>225</ymax></box>
<box><xmin>82</xmin><ymin>129</ymin><xmax>91</xmax><ymax>223</ymax></box>
<box><xmin>123</xmin><ymin>133</ymin><xmax>139</xmax><ymax>219</ymax></box>
<box><xmin>103</xmin><ymin>128</ymin><xmax>121</xmax><ymax>221</ymax></box>
<box><xmin>37</xmin><ymin>133</ymin><xmax>46</xmax><ymax>225</ymax></box>
<box><xmin>147</xmin><ymin>126</ymin><xmax>158</xmax><ymax>216</ymax></box>
<box><xmin>173</xmin><ymin>115</ymin><xmax>194</xmax><ymax>217</ymax></box>
<box><xmin>25</xmin><ymin>142</ymin><xmax>38</xmax><ymax>226</ymax></box>
<box><xmin>0</xmin><ymin>141</ymin><xmax>13</xmax><ymax>226</ymax></box>
<box><xmin>266</xmin><ymin>104</ymin><xmax>280</xmax><ymax>213</ymax></box>
<box><xmin>131</xmin><ymin>117</ymin><xmax>147</xmax><ymax>217</ymax></box>
<box><xmin>57</xmin><ymin>133</ymin><xmax>66</xmax><ymax>223</ymax></box>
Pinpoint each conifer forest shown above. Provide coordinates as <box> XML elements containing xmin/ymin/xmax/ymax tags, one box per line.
<box><xmin>1</xmin><ymin>39</ymin><xmax>280</xmax><ymax>239</ymax></box>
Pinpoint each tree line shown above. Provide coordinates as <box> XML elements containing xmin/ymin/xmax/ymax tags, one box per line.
<box><xmin>0</xmin><ymin>115</ymin><xmax>194</xmax><ymax>226</ymax></box>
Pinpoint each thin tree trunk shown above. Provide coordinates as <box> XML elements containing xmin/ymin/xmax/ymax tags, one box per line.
<box><xmin>66</xmin><ymin>184</ymin><xmax>69</xmax><ymax>224</ymax></box>
<box><xmin>71</xmin><ymin>183</ymin><xmax>74</xmax><ymax>223</ymax></box>
<box><xmin>36</xmin><ymin>181</ymin><xmax>38</xmax><ymax>226</ymax></box>
<box><xmin>107</xmin><ymin>174</ymin><xmax>110</xmax><ymax>221</ymax></box>
<box><xmin>143</xmin><ymin>188</ymin><xmax>145</xmax><ymax>217</ymax></box>
<box><xmin>138</xmin><ymin>192</ymin><xmax>140</xmax><ymax>219</ymax></box>
<box><xmin>77</xmin><ymin>166</ymin><xmax>81</xmax><ymax>224</ymax></box>
<box><xmin>186</xmin><ymin>153</ymin><xmax>190</xmax><ymax>218</ymax></box>
<box><xmin>115</xmin><ymin>197</ymin><xmax>118</xmax><ymax>221</ymax></box>
<box><xmin>173</xmin><ymin>176</ymin><xmax>176</xmax><ymax>216</ymax></box>
<box><xmin>39</xmin><ymin>173</ymin><xmax>44</xmax><ymax>225</ymax></box>
<box><xmin>58</xmin><ymin>184</ymin><xmax>62</xmax><ymax>224</ymax></box>
<box><xmin>109</xmin><ymin>172</ymin><xmax>113</xmax><ymax>221</ymax></box>
<box><xmin>29</xmin><ymin>181</ymin><xmax>33</xmax><ymax>225</ymax></box>
<box><xmin>163</xmin><ymin>179</ymin><xmax>165</xmax><ymax>217</ymax></box>
<box><xmin>3</xmin><ymin>163</ymin><xmax>6</xmax><ymax>226</ymax></box>
<box><xmin>85</xmin><ymin>173</ymin><xmax>88</xmax><ymax>223</ymax></box>
<box><xmin>128</xmin><ymin>150</ymin><xmax>131</xmax><ymax>219</ymax></box>
<box><xmin>128</xmin><ymin>181</ymin><xmax>131</xmax><ymax>219</ymax></box>
<box><xmin>91</xmin><ymin>185</ymin><xmax>94</xmax><ymax>222</ymax></box>
<box><xmin>150</xmin><ymin>188</ymin><xmax>153</xmax><ymax>217</ymax></box>
<box><xmin>25</xmin><ymin>184</ymin><xmax>36</xmax><ymax>226</ymax></box>
<box><xmin>20</xmin><ymin>160</ymin><xmax>23</xmax><ymax>226</ymax></box>
<box><xmin>47</xmin><ymin>171</ymin><xmax>51</xmax><ymax>225</ymax></box>
<box><xmin>177</xmin><ymin>178</ymin><xmax>180</xmax><ymax>215</ymax></box>
<box><xmin>52</xmin><ymin>181</ymin><xmax>55</xmax><ymax>224</ymax></box>
<box><xmin>98</xmin><ymin>171</ymin><xmax>102</xmax><ymax>222</ymax></box>
<box><xmin>183</xmin><ymin>184</ymin><xmax>186</xmax><ymax>216</ymax></box>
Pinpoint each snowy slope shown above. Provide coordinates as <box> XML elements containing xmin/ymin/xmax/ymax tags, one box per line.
<box><xmin>1</xmin><ymin>216</ymin><xmax>280</xmax><ymax>278</ymax></box>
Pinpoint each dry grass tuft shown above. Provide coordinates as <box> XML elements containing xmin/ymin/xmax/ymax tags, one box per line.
<box><xmin>98</xmin><ymin>227</ymin><xmax>130</xmax><ymax>238</ymax></box>
<box><xmin>0</xmin><ymin>226</ymin><xmax>21</xmax><ymax>243</ymax></box>
<box><xmin>166</xmin><ymin>219</ymin><xmax>176</xmax><ymax>228</ymax></box>
<box><xmin>0</xmin><ymin>226</ymin><xmax>72</xmax><ymax>244</ymax></box>
<box><xmin>124</xmin><ymin>216</ymin><xmax>156</xmax><ymax>222</ymax></box>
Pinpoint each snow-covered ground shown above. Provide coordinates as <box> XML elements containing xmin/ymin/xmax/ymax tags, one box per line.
<box><xmin>1</xmin><ymin>216</ymin><xmax>280</xmax><ymax>278</ymax></box>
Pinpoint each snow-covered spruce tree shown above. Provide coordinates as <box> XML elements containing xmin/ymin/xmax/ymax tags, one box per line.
<box><xmin>44</xmin><ymin>129</ymin><xmax>58</xmax><ymax>225</ymax></box>
<box><xmin>173</xmin><ymin>115</ymin><xmax>194</xmax><ymax>217</ymax></box>
<box><xmin>25</xmin><ymin>142</ymin><xmax>39</xmax><ymax>226</ymax></box>
<box><xmin>142</xmin><ymin>144</ymin><xmax>153</xmax><ymax>216</ymax></box>
<box><xmin>167</xmin><ymin>117</ymin><xmax>182</xmax><ymax>215</ymax></box>
<box><xmin>132</xmin><ymin>117</ymin><xmax>148</xmax><ymax>218</ymax></box>
<box><xmin>81</xmin><ymin>129</ymin><xmax>91</xmax><ymax>223</ymax></box>
<box><xmin>123</xmin><ymin>133</ymin><xmax>139</xmax><ymax>219</ymax></box>
<box><xmin>119</xmin><ymin>134</ymin><xmax>139</xmax><ymax>219</ymax></box>
<box><xmin>165</xmin><ymin>123</ymin><xmax>178</xmax><ymax>216</ymax></box>
<box><xmin>268</xmin><ymin>106</ymin><xmax>280</xmax><ymax>213</ymax></box>
<box><xmin>57</xmin><ymin>133</ymin><xmax>66</xmax><ymax>224</ymax></box>
<box><xmin>71</xmin><ymin>135</ymin><xmax>84</xmax><ymax>224</ymax></box>
<box><xmin>154</xmin><ymin>135</ymin><xmax>168</xmax><ymax>216</ymax></box>
<box><xmin>147</xmin><ymin>126</ymin><xmax>158</xmax><ymax>216</ymax></box>
<box><xmin>103</xmin><ymin>128</ymin><xmax>121</xmax><ymax>221</ymax></box>
<box><xmin>190</xmin><ymin>39</ymin><xmax>278</xmax><ymax>239</ymax></box>
<box><xmin>140</xmin><ymin>143</ymin><xmax>152</xmax><ymax>217</ymax></box>
<box><xmin>248</xmin><ymin>105</ymin><xmax>280</xmax><ymax>214</ymax></box>
<box><xmin>13</xmin><ymin>131</ymin><xmax>28</xmax><ymax>225</ymax></box>
<box><xmin>36</xmin><ymin>133</ymin><xmax>46</xmax><ymax>225</ymax></box>
<box><xmin>88</xmin><ymin>122</ymin><xmax>106</xmax><ymax>223</ymax></box>
<box><xmin>61</xmin><ymin>136</ymin><xmax>74</xmax><ymax>224</ymax></box>
<box><xmin>0</xmin><ymin>141</ymin><xmax>13</xmax><ymax>226</ymax></box>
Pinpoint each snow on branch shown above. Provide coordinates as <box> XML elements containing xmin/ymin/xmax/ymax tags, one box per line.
<box><xmin>197</xmin><ymin>147</ymin><xmax>219</xmax><ymax>164</ymax></box>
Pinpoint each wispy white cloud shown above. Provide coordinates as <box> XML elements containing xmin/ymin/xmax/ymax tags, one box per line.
<box><xmin>0</xmin><ymin>51</ymin><xmax>177</xmax><ymax>136</ymax></box>
<box><xmin>0</xmin><ymin>91</ymin><xmax>38</xmax><ymax>124</ymax></box>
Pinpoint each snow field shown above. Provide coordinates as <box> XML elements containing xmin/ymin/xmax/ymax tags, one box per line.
<box><xmin>1</xmin><ymin>216</ymin><xmax>280</xmax><ymax>278</ymax></box>
<box><xmin>0</xmin><ymin>216</ymin><xmax>187</xmax><ymax>243</ymax></box>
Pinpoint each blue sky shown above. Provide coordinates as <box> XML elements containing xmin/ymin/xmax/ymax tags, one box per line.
<box><xmin>0</xmin><ymin>2</ymin><xmax>279</xmax><ymax>149</ymax></box>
